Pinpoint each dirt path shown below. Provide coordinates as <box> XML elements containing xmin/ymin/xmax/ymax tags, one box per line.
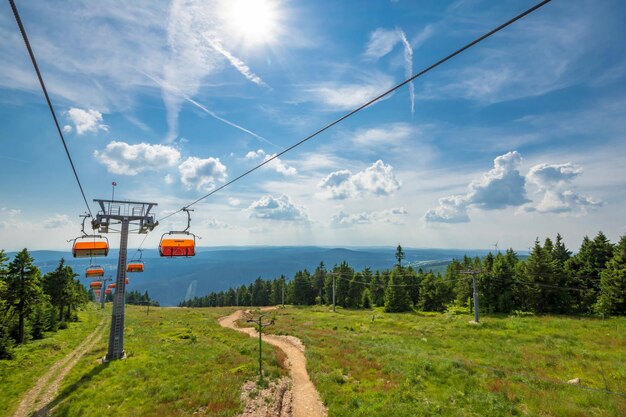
<box><xmin>13</xmin><ymin>314</ymin><xmax>107</xmax><ymax>417</ymax></box>
<box><xmin>219</xmin><ymin>309</ymin><xmax>328</xmax><ymax>417</ymax></box>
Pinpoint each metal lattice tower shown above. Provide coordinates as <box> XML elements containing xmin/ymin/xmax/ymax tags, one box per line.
<box><xmin>92</xmin><ymin>199</ymin><xmax>157</xmax><ymax>361</ymax></box>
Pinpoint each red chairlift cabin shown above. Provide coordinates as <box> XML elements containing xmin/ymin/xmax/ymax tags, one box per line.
<box><xmin>95</xmin><ymin>290</ymin><xmax>101</xmax><ymax>297</ymax></box>
<box><xmin>89</xmin><ymin>281</ymin><xmax>103</xmax><ymax>289</ymax></box>
<box><xmin>104</xmin><ymin>288</ymin><xmax>112</xmax><ymax>295</ymax></box>
<box><xmin>159</xmin><ymin>208</ymin><xmax>198</xmax><ymax>257</ymax></box>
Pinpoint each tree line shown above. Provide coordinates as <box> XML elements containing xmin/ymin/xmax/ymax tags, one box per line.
<box><xmin>0</xmin><ymin>249</ymin><xmax>90</xmax><ymax>359</ymax></box>
<box><xmin>179</xmin><ymin>232</ymin><xmax>626</xmax><ymax>317</ymax></box>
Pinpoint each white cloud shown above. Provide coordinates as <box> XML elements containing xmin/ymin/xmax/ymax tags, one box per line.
<box><xmin>526</xmin><ymin>163</ymin><xmax>583</xmax><ymax>189</ymax></box>
<box><xmin>351</xmin><ymin>123</ymin><xmax>414</xmax><ymax>148</ymax></box>
<box><xmin>424</xmin><ymin>152</ymin><xmax>603</xmax><ymax>223</ymax></box>
<box><xmin>44</xmin><ymin>214</ymin><xmax>73</xmax><ymax>229</ymax></box>
<box><xmin>202</xmin><ymin>34</ymin><xmax>268</xmax><ymax>87</ymax></box>
<box><xmin>66</xmin><ymin>108</ymin><xmax>109</xmax><ymax>135</ymax></box>
<box><xmin>178</xmin><ymin>156</ymin><xmax>227</xmax><ymax>191</ymax></box>
<box><xmin>527</xmin><ymin>190</ymin><xmax>601</xmax><ymax>214</ymax></box>
<box><xmin>228</xmin><ymin>197</ymin><xmax>241</xmax><ymax>206</ymax></box>
<box><xmin>247</xmin><ymin>194</ymin><xmax>308</xmax><ymax>221</ymax></box>
<box><xmin>62</xmin><ymin>125</ymin><xmax>72</xmax><ymax>133</ymax></box>
<box><xmin>364</xmin><ymin>28</ymin><xmax>400</xmax><ymax>59</ymax></box>
<box><xmin>319</xmin><ymin>160</ymin><xmax>401</xmax><ymax>200</ymax></box>
<box><xmin>306</xmin><ymin>72</ymin><xmax>395</xmax><ymax>110</ymax></box>
<box><xmin>245</xmin><ymin>149</ymin><xmax>297</xmax><ymax>176</ymax></box>
<box><xmin>467</xmin><ymin>151</ymin><xmax>529</xmax><ymax>210</ymax></box>
<box><xmin>423</xmin><ymin>195</ymin><xmax>470</xmax><ymax>224</ymax></box>
<box><xmin>1</xmin><ymin>207</ymin><xmax>21</xmax><ymax>218</ymax></box>
<box><xmin>331</xmin><ymin>207</ymin><xmax>408</xmax><ymax>227</ymax></box>
<box><xmin>424</xmin><ymin>151</ymin><xmax>528</xmax><ymax>223</ymax></box>
<box><xmin>524</xmin><ymin>162</ymin><xmax>601</xmax><ymax>214</ymax></box>
<box><xmin>94</xmin><ymin>141</ymin><xmax>181</xmax><ymax>175</ymax></box>
<box><xmin>164</xmin><ymin>174</ymin><xmax>174</xmax><ymax>185</ymax></box>
<box><xmin>397</xmin><ymin>29</ymin><xmax>415</xmax><ymax>114</ymax></box>
<box><xmin>202</xmin><ymin>218</ymin><xmax>231</xmax><ymax>229</ymax></box>
<box><xmin>246</xmin><ymin>149</ymin><xmax>265</xmax><ymax>160</ymax></box>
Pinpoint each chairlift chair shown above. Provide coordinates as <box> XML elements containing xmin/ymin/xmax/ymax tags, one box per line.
<box><xmin>89</xmin><ymin>281</ymin><xmax>103</xmax><ymax>289</ymax></box>
<box><xmin>127</xmin><ymin>249</ymin><xmax>144</xmax><ymax>272</ymax></box>
<box><xmin>159</xmin><ymin>208</ymin><xmax>198</xmax><ymax>257</ymax></box>
<box><xmin>104</xmin><ymin>288</ymin><xmax>112</xmax><ymax>295</ymax></box>
<box><xmin>85</xmin><ymin>265</ymin><xmax>105</xmax><ymax>278</ymax></box>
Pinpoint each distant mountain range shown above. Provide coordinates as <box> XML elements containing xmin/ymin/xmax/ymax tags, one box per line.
<box><xmin>7</xmin><ymin>247</ymin><xmax>495</xmax><ymax>306</ymax></box>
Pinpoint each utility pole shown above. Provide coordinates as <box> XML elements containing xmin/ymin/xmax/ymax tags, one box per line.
<box><xmin>247</xmin><ymin>314</ymin><xmax>274</xmax><ymax>382</ymax></box>
<box><xmin>92</xmin><ymin>199</ymin><xmax>157</xmax><ymax>362</ymax></box>
<box><xmin>332</xmin><ymin>274</ymin><xmax>336</xmax><ymax>312</ymax></box>
<box><xmin>281</xmin><ymin>280</ymin><xmax>285</xmax><ymax>308</ymax></box>
<box><xmin>460</xmin><ymin>269</ymin><xmax>481</xmax><ymax>323</ymax></box>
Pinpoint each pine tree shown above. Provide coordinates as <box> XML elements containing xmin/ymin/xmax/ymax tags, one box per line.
<box><xmin>566</xmin><ymin>232</ymin><xmax>614</xmax><ymax>313</ymax></box>
<box><xmin>43</xmin><ymin>259</ymin><xmax>73</xmax><ymax>321</ymax></box>
<box><xmin>4</xmin><ymin>249</ymin><xmax>44</xmax><ymax>344</ymax></box>
<box><xmin>361</xmin><ymin>288</ymin><xmax>372</xmax><ymax>309</ymax></box>
<box><xmin>0</xmin><ymin>251</ymin><xmax>14</xmax><ymax>358</ymax></box>
<box><xmin>595</xmin><ymin>235</ymin><xmax>626</xmax><ymax>316</ymax></box>
<box><xmin>395</xmin><ymin>245</ymin><xmax>405</xmax><ymax>268</ymax></box>
<box><xmin>384</xmin><ymin>270</ymin><xmax>411</xmax><ymax>312</ymax></box>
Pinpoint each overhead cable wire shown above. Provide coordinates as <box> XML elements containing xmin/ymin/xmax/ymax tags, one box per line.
<box><xmin>8</xmin><ymin>0</ymin><xmax>93</xmax><ymax>218</ymax></box>
<box><xmin>158</xmin><ymin>0</ymin><xmax>554</xmax><ymax>222</ymax></box>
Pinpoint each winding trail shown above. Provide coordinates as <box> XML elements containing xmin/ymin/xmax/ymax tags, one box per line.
<box><xmin>219</xmin><ymin>309</ymin><xmax>328</xmax><ymax>417</ymax></box>
<box><xmin>13</xmin><ymin>315</ymin><xmax>107</xmax><ymax>417</ymax></box>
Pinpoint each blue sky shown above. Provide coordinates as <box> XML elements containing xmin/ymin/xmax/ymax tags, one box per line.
<box><xmin>1</xmin><ymin>0</ymin><xmax>625</xmax><ymax>252</ymax></box>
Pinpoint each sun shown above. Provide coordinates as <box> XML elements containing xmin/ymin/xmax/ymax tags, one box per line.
<box><xmin>221</xmin><ymin>0</ymin><xmax>282</xmax><ymax>45</ymax></box>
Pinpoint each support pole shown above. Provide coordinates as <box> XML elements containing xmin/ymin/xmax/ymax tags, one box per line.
<box><xmin>105</xmin><ymin>217</ymin><xmax>129</xmax><ymax>361</ymax></box>
<box><xmin>332</xmin><ymin>274</ymin><xmax>336</xmax><ymax>312</ymax></box>
<box><xmin>281</xmin><ymin>280</ymin><xmax>285</xmax><ymax>307</ymax></box>
<box><xmin>472</xmin><ymin>272</ymin><xmax>479</xmax><ymax>323</ymax></box>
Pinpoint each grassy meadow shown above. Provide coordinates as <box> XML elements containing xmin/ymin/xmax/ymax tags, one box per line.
<box><xmin>266</xmin><ymin>306</ymin><xmax>626</xmax><ymax>417</ymax></box>
<box><xmin>0</xmin><ymin>304</ymin><xmax>104</xmax><ymax>417</ymax></box>
<box><xmin>2</xmin><ymin>304</ymin><xmax>624</xmax><ymax>416</ymax></box>
<box><xmin>45</xmin><ymin>305</ymin><xmax>284</xmax><ymax>417</ymax></box>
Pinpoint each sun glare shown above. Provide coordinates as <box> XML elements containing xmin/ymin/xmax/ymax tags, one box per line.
<box><xmin>222</xmin><ymin>0</ymin><xmax>281</xmax><ymax>45</ymax></box>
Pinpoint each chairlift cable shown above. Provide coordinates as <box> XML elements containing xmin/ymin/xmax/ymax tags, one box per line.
<box><xmin>8</xmin><ymin>0</ymin><xmax>93</xmax><ymax>218</ymax></box>
<box><xmin>158</xmin><ymin>0</ymin><xmax>553</xmax><ymax>223</ymax></box>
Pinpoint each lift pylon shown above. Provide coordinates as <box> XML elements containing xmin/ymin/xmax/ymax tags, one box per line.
<box><xmin>92</xmin><ymin>199</ymin><xmax>157</xmax><ymax>361</ymax></box>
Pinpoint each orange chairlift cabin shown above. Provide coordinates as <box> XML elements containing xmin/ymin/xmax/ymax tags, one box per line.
<box><xmin>89</xmin><ymin>281</ymin><xmax>103</xmax><ymax>289</ymax></box>
<box><xmin>127</xmin><ymin>249</ymin><xmax>144</xmax><ymax>272</ymax></box>
<box><xmin>159</xmin><ymin>208</ymin><xmax>198</xmax><ymax>257</ymax></box>
<box><xmin>71</xmin><ymin>215</ymin><xmax>109</xmax><ymax>258</ymax></box>
<box><xmin>95</xmin><ymin>290</ymin><xmax>101</xmax><ymax>297</ymax></box>
<box><xmin>108</xmin><ymin>278</ymin><xmax>129</xmax><ymax>289</ymax></box>
<box><xmin>85</xmin><ymin>264</ymin><xmax>105</xmax><ymax>278</ymax></box>
<box><xmin>104</xmin><ymin>288</ymin><xmax>112</xmax><ymax>295</ymax></box>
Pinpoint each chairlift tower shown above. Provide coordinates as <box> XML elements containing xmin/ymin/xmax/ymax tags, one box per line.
<box><xmin>92</xmin><ymin>199</ymin><xmax>157</xmax><ymax>361</ymax></box>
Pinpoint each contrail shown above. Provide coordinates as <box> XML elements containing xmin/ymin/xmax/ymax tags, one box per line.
<box><xmin>202</xmin><ymin>33</ymin><xmax>269</xmax><ymax>88</ymax></box>
<box><xmin>397</xmin><ymin>29</ymin><xmax>415</xmax><ymax>115</ymax></box>
<box><xmin>140</xmin><ymin>71</ymin><xmax>280</xmax><ymax>149</ymax></box>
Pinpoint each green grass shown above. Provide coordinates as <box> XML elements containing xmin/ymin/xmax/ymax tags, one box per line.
<box><xmin>0</xmin><ymin>304</ymin><xmax>104</xmax><ymax>417</ymax></box>
<box><xmin>266</xmin><ymin>306</ymin><xmax>626</xmax><ymax>417</ymax></box>
<box><xmin>47</xmin><ymin>306</ymin><xmax>284</xmax><ymax>417</ymax></box>
<box><xmin>4</xmin><ymin>304</ymin><xmax>624</xmax><ymax>416</ymax></box>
